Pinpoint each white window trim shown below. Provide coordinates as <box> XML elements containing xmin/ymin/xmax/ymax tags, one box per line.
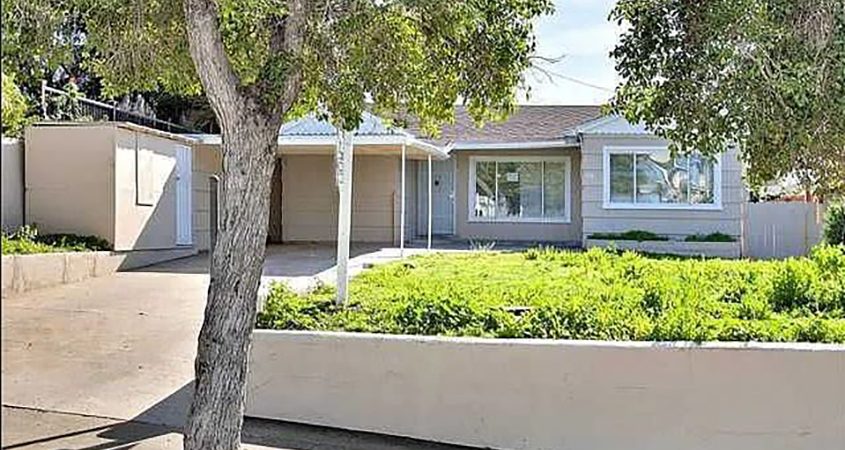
<box><xmin>468</xmin><ymin>155</ymin><xmax>571</xmax><ymax>224</ymax></box>
<box><xmin>602</xmin><ymin>146</ymin><xmax>723</xmax><ymax>211</ymax></box>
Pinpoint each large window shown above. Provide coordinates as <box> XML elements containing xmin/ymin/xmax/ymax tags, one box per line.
<box><xmin>469</xmin><ymin>156</ymin><xmax>570</xmax><ymax>222</ymax></box>
<box><xmin>603</xmin><ymin>147</ymin><xmax>721</xmax><ymax>209</ymax></box>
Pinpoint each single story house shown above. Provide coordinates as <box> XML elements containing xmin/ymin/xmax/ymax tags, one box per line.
<box><xmin>20</xmin><ymin>105</ymin><xmax>744</xmax><ymax>262</ymax></box>
<box><xmin>192</xmin><ymin>105</ymin><xmax>744</xmax><ymax>256</ymax></box>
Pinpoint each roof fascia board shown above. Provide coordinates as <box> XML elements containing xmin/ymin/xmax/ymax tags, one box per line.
<box><xmin>450</xmin><ymin>140</ymin><xmax>580</xmax><ymax>150</ymax></box>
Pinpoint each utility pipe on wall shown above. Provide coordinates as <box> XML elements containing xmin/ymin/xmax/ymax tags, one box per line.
<box><xmin>427</xmin><ymin>154</ymin><xmax>432</xmax><ymax>250</ymax></box>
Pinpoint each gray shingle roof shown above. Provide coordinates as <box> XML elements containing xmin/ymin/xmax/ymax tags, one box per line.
<box><xmin>405</xmin><ymin>105</ymin><xmax>603</xmax><ymax>145</ymax></box>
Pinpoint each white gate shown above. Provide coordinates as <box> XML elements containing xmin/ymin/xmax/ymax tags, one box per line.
<box><xmin>744</xmin><ymin>202</ymin><xmax>825</xmax><ymax>259</ymax></box>
<box><xmin>175</xmin><ymin>145</ymin><xmax>193</xmax><ymax>246</ymax></box>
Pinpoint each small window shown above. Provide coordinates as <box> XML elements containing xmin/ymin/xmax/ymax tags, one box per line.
<box><xmin>604</xmin><ymin>147</ymin><xmax>720</xmax><ymax>209</ymax></box>
<box><xmin>469</xmin><ymin>156</ymin><xmax>570</xmax><ymax>222</ymax></box>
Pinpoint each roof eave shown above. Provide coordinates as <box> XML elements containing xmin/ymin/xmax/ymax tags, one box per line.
<box><xmin>449</xmin><ymin>139</ymin><xmax>580</xmax><ymax>151</ymax></box>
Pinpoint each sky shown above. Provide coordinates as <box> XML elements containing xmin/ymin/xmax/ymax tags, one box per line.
<box><xmin>519</xmin><ymin>0</ymin><xmax>621</xmax><ymax>106</ymax></box>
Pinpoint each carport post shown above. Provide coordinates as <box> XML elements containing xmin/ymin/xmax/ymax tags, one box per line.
<box><xmin>335</xmin><ymin>130</ymin><xmax>354</xmax><ymax>305</ymax></box>
<box><xmin>427</xmin><ymin>154</ymin><xmax>432</xmax><ymax>250</ymax></box>
<box><xmin>400</xmin><ymin>143</ymin><xmax>406</xmax><ymax>257</ymax></box>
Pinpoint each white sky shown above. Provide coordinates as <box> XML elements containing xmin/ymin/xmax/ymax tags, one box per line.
<box><xmin>519</xmin><ymin>0</ymin><xmax>621</xmax><ymax>106</ymax></box>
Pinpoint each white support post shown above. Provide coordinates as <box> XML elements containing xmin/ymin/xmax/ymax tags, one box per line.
<box><xmin>400</xmin><ymin>144</ymin><xmax>406</xmax><ymax>257</ymax></box>
<box><xmin>335</xmin><ymin>130</ymin><xmax>354</xmax><ymax>305</ymax></box>
<box><xmin>427</xmin><ymin>154</ymin><xmax>433</xmax><ymax>251</ymax></box>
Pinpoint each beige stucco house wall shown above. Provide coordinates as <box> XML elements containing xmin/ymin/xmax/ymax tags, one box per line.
<box><xmin>281</xmin><ymin>152</ymin><xmax>404</xmax><ymax>244</ymax></box>
<box><xmin>452</xmin><ymin>148</ymin><xmax>582</xmax><ymax>242</ymax></box>
<box><xmin>579</xmin><ymin>133</ymin><xmax>745</xmax><ymax>241</ymax></box>
<box><xmin>192</xmin><ymin>143</ymin><xmax>222</xmax><ymax>251</ymax></box>
<box><xmin>25</xmin><ymin>123</ymin><xmax>200</xmax><ymax>257</ymax></box>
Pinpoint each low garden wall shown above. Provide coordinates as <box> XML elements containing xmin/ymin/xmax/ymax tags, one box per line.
<box><xmin>585</xmin><ymin>238</ymin><xmax>741</xmax><ymax>258</ymax></box>
<box><xmin>247</xmin><ymin>330</ymin><xmax>845</xmax><ymax>450</ymax></box>
<box><xmin>1</xmin><ymin>247</ymin><xmax>196</xmax><ymax>297</ymax></box>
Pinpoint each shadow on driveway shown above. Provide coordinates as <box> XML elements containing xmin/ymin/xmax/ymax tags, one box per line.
<box><xmin>3</xmin><ymin>382</ymin><xmax>477</xmax><ymax>450</ymax></box>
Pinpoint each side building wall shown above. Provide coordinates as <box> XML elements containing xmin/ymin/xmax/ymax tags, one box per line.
<box><xmin>24</xmin><ymin>125</ymin><xmax>116</xmax><ymax>244</ymax></box>
<box><xmin>1</xmin><ymin>138</ymin><xmax>24</xmax><ymax>232</ymax></box>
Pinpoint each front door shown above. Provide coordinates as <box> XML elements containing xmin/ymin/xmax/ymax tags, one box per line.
<box><xmin>175</xmin><ymin>145</ymin><xmax>193</xmax><ymax>246</ymax></box>
<box><xmin>418</xmin><ymin>159</ymin><xmax>455</xmax><ymax>235</ymax></box>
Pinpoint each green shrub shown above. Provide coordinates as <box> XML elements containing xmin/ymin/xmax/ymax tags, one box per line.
<box><xmin>257</xmin><ymin>246</ymin><xmax>845</xmax><ymax>343</ymax></box>
<box><xmin>588</xmin><ymin>230</ymin><xmax>669</xmax><ymax>241</ymax></box>
<box><xmin>685</xmin><ymin>232</ymin><xmax>736</xmax><ymax>242</ymax></box>
<box><xmin>823</xmin><ymin>202</ymin><xmax>845</xmax><ymax>245</ymax></box>
<box><xmin>1</xmin><ymin>73</ymin><xmax>28</xmax><ymax>136</ymax></box>
<box><xmin>1</xmin><ymin>225</ymin><xmax>111</xmax><ymax>254</ymax></box>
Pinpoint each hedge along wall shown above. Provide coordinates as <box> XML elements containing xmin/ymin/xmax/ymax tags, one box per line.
<box><xmin>246</xmin><ymin>331</ymin><xmax>845</xmax><ymax>450</ymax></box>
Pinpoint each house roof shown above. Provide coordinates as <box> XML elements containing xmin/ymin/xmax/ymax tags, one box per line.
<box><xmin>405</xmin><ymin>105</ymin><xmax>603</xmax><ymax>146</ymax></box>
<box><xmin>279</xmin><ymin>111</ymin><xmax>408</xmax><ymax>137</ymax></box>
<box><xmin>572</xmin><ymin>114</ymin><xmax>654</xmax><ymax>136</ymax></box>
<box><xmin>187</xmin><ymin>111</ymin><xmax>449</xmax><ymax>159</ymax></box>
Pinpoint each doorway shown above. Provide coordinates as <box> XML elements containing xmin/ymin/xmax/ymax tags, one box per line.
<box><xmin>417</xmin><ymin>158</ymin><xmax>455</xmax><ymax>235</ymax></box>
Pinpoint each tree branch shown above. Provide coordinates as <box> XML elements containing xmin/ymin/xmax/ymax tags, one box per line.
<box><xmin>183</xmin><ymin>0</ymin><xmax>245</xmax><ymax>124</ymax></box>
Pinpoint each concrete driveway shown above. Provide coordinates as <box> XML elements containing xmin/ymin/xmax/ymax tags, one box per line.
<box><xmin>1</xmin><ymin>247</ymin><xmax>473</xmax><ymax>450</ymax></box>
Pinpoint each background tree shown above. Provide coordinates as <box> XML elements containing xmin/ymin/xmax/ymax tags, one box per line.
<box><xmin>4</xmin><ymin>0</ymin><xmax>553</xmax><ymax>448</ymax></box>
<box><xmin>2</xmin><ymin>73</ymin><xmax>29</xmax><ymax>136</ymax></box>
<box><xmin>610</xmin><ymin>0</ymin><xmax>845</xmax><ymax>197</ymax></box>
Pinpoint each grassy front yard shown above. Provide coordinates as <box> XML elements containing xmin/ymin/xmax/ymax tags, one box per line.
<box><xmin>257</xmin><ymin>245</ymin><xmax>845</xmax><ymax>343</ymax></box>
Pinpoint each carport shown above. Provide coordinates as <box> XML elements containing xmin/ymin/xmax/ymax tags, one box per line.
<box><xmin>191</xmin><ymin>112</ymin><xmax>449</xmax><ymax>302</ymax></box>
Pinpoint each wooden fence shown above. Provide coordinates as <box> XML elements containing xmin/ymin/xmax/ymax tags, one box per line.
<box><xmin>744</xmin><ymin>202</ymin><xmax>826</xmax><ymax>259</ymax></box>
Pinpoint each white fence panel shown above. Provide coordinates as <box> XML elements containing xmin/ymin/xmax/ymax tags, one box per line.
<box><xmin>745</xmin><ymin>202</ymin><xmax>825</xmax><ymax>259</ymax></box>
<box><xmin>1</xmin><ymin>137</ymin><xmax>24</xmax><ymax>232</ymax></box>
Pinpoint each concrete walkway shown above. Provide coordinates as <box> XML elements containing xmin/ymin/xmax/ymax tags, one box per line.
<box><xmin>1</xmin><ymin>248</ymin><xmax>474</xmax><ymax>450</ymax></box>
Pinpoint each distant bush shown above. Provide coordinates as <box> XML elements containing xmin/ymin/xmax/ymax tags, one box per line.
<box><xmin>257</xmin><ymin>246</ymin><xmax>845</xmax><ymax>343</ymax></box>
<box><xmin>1</xmin><ymin>225</ymin><xmax>111</xmax><ymax>254</ymax></box>
<box><xmin>824</xmin><ymin>202</ymin><xmax>845</xmax><ymax>245</ymax></box>
<box><xmin>588</xmin><ymin>230</ymin><xmax>669</xmax><ymax>241</ymax></box>
<box><xmin>685</xmin><ymin>232</ymin><xmax>736</xmax><ymax>243</ymax></box>
<box><xmin>1</xmin><ymin>73</ymin><xmax>28</xmax><ymax>136</ymax></box>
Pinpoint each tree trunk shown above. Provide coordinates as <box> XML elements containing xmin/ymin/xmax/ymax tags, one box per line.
<box><xmin>183</xmin><ymin>115</ymin><xmax>279</xmax><ymax>450</ymax></box>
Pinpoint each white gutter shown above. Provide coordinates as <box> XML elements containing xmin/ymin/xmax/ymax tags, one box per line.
<box><xmin>188</xmin><ymin>133</ymin><xmax>449</xmax><ymax>159</ymax></box>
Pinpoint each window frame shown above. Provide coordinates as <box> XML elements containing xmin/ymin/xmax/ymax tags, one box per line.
<box><xmin>602</xmin><ymin>146</ymin><xmax>723</xmax><ymax>211</ymax></box>
<box><xmin>467</xmin><ymin>155</ymin><xmax>572</xmax><ymax>223</ymax></box>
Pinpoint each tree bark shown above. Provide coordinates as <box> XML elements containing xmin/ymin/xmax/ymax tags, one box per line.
<box><xmin>180</xmin><ymin>0</ymin><xmax>305</xmax><ymax>447</ymax></box>
<box><xmin>183</xmin><ymin>116</ymin><xmax>279</xmax><ymax>450</ymax></box>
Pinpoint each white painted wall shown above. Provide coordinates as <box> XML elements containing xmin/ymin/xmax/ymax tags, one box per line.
<box><xmin>247</xmin><ymin>331</ymin><xmax>845</xmax><ymax>450</ymax></box>
<box><xmin>1</xmin><ymin>138</ymin><xmax>24</xmax><ymax>232</ymax></box>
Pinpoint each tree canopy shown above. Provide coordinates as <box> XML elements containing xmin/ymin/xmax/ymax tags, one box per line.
<box><xmin>28</xmin><ymin>0</ymin><xmax>553</xmax><ymax>133</ymax></box>
<box><xmin>610</xmin><ymin>0</ymin><xmax>845</xmax><ymax>196</ymax></box>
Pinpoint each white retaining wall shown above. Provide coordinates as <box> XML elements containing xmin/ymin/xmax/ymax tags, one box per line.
<box><xmin>247</xmin><ymin>331</ymin><xmax>845</xmax><ymax>450</ymax></box>
<box><xmin>1</xmin><ymin>247</ymin><xmax>196</xmax><ymax>297</ymax></box>
<box><xmin>585</xmin><ymin>238</ymin><xmax>741</xmax><ymax>258</ymax></box>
